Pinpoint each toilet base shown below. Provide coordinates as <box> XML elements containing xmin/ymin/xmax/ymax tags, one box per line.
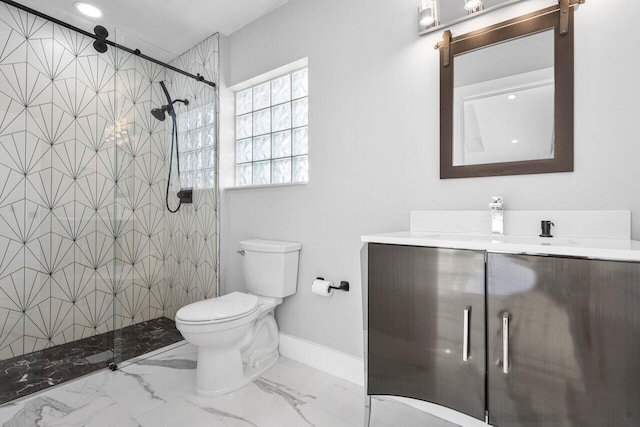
<box><xmin>192</xmin><ymin>311</ymin><xmax>281</xmax><ymax>397</ymax></box>
<box><xmin>194</xmin><ymin>350</ymin><xmax>279</xmax><ymax>397</ymax></box>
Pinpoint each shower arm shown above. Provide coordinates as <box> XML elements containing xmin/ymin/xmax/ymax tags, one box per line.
<box><xmin>158</xmin><ymin>82</ymin><xmax>189</xmax><ymax>118</ymax></box>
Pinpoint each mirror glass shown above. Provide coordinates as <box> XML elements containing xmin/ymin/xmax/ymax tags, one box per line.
<box><xmin>452</xmin><ymin>30</ymin><xmax>554</xmax><ymax>166</ymax></box>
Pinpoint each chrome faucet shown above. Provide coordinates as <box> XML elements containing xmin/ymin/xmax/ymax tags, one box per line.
<box><xmin>489</xmin><ymin>196</ymin><xmax>504</xmax><ymax>235</ymax></box>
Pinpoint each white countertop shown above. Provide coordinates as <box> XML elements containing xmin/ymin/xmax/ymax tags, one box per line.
<box><xmin>361</xmin><ymin>231</ymin><xmax>640</xmax><ymax>262</ymax></box>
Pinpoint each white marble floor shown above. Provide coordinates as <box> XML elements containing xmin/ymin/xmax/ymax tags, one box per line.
<box><xmin>0</xmin><ymin>342</ymin><xmax>459</xmax><ymax>427</ymax></box>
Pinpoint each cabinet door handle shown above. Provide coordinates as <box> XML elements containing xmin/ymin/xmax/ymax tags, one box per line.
<box><xmin>463</xmin><ymin>306</ymin><xmax>471</xmax><ymax>362</ymax></box>
<box><xmin>503</xmin><ymin>312</ymin><xmax>510</xmax><ymax>374</ymax></box>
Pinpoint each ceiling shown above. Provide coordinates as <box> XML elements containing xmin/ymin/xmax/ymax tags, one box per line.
<box><xmin>16</xmin><ymin>0</ymin><xmax>292</xmax><ymax>61</ymax></box>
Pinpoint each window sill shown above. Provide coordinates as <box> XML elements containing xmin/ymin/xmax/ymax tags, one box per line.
<box><xmin>224</xmin><ymin>182</ymin><xmax>308</xmax><ymax>191</ymax></box>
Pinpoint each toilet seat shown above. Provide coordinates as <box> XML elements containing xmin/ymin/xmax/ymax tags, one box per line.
<box><xmin>176</xmin><ymin>292</ymin><xmax>259</xmax><ymax>324</ymax></box>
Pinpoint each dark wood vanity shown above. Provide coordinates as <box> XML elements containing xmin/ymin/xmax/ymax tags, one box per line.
<box><xmin>366</xmin><ymin>243</ymin><xmax>640</xmax><ymax>426</ymax></box>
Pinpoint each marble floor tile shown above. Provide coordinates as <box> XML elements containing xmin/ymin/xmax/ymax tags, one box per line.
<box><xmin>0</xmin><ymin>340</ymin><xmax>462</xmax><ymax>427</ymax></box>
<box><xmin>117</xmin><ymin>345</ymin><xmax>198</xmax><ymax>403</ymax></box>
<box><xmin>371</xmin><ymin>397</ymin><xmax>460</xmax><ymax>427</ymax></box>
<box><xmin>0</xmin><ymin>373</ymin><xmax>140</xmax><ymax>427</ymax></box>
<box><xmin>179</xmin><ymin>379</ymin><xmax>353</xmax><ymax>427</ymax></box>
<box><xmin>308</xmin><ymin>382</ymin><xmax>365</xmax><ymax>426</ymax></box>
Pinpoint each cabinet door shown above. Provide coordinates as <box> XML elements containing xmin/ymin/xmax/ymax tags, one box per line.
<box><xmin>368</xmin><ymin>244</ymin><xmax>486</xmax><ymax>420</ymax></box>
<box><xmin>487</xmin><ymin>254</ymin><xmax>640</xmax><ymax>427</ymax></box>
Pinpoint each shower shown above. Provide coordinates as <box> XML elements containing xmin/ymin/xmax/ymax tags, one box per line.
<box><xmin>153</xmin><ymin>81</ymin><xmax>190</xmax><ymax>213</ymax></box>
<box><xmin>0</xmin><ymin>0</ymin><xmax>219</xmax><ymax>406</ymax></box>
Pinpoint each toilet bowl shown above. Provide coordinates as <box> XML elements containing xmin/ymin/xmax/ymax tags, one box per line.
<box><xmin>176</xmin><ymin>239</ymin><xmax>301</xmax><ymax>397</ymax></box>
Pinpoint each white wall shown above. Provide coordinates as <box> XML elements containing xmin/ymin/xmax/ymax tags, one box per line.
<box><xmin>220</xmin><ymin>0</ymin><xmax>640</xmax><ymax>357</ymax></box>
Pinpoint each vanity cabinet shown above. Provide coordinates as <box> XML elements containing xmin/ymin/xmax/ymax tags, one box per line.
<box><xmin>367</xmin><ymin>245</ymin><xmax>640</xmax><ymax>426</ymax></box>
<box><xmin>367</xmin><ymin>243</ymin><xmax>486</xmax><ymax>420</ymax></box>
<box><xmin>487</xmin><ymin>253</ymin><xmax>640</xmax><ymax>427</ymax></box>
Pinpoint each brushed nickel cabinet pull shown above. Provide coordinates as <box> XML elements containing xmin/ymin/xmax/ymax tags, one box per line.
<box><xmin>503</xmin><ymin>312</ymin><xmax>510</xmax><ymax>374</ymax></box>
<box><xmin>463</xmin><ymin>306</ymin><xmax>471</xmax><ymax>362</ymax></box>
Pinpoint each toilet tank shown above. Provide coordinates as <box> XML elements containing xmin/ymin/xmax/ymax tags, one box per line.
<box><xmin>239</xmin><ymin>239</ymin><xmax>302</xmax><ymax>298</ymax></box>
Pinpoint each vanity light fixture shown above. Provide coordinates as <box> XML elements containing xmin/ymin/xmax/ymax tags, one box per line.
<box><xmin>419</xmin><ymin>0</ymin><xmax>439</xmax><ymax>27</ymax></box>
<box><xmin>464</xmin><ymin>0</ymin><xmax>484</xmax><ymax>12</ymax></box>
<box><xmin>75</xmin><ymin>2</ymin><xmax>102</xmax><ymax>18</ymax></box>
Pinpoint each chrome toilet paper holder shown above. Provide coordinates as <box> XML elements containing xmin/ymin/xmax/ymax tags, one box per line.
<box><xmin>316</xmin><ymin>277</ymin><xmax>350</xmax><ymax>292</ymax></box>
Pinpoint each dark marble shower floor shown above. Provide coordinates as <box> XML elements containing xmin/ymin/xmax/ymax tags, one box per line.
<box><xmin>0</xmin><ymin>317</ymin><xmax>183</xmax><ymax>405</ymax></box>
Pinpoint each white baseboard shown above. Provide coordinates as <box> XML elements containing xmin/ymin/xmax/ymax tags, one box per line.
<box><xmin>278</xmin><ymin>333</ymin><xmax>492</xmax><ymax>427</ymax></box>
<box><xmin>278</xmin><ymin>332</ymin><xmax>365</xmax><ymax>386</ymax></box>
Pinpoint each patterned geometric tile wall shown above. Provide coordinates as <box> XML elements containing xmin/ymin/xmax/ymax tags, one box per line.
<box><xmin>0</xmin><ymin>1</ymin><xmax>219</xmax><ymax>361</ymax></box>
<box><xmin>163</xmin><ymin>34</ymin><xmax>219</xmax><ymax>320</ymax></box>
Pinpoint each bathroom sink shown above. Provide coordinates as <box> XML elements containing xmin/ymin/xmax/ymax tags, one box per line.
<box><xmin>419</xmin><ymin>233</ymin><xmax>504</xmax><ymax>242</ymax></box>
<box><xmin>418</xmin><ymin>233</ymin><xmax>580</xmax><ymax>246</ymax></box>
<box><xmin>362</xmin><ymin>210</ymin><xmax>640</xmax><ymax>262</ymax></box>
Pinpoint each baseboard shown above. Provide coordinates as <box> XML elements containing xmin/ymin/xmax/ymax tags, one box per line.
<box><xmin>278</xmin><ymin>332</ymin><xmax>365</xmax><ymax>387</ymax></box>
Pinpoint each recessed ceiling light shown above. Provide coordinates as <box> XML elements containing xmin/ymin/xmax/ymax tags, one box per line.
<box><xmin>508</xmin><ymin>94</ymin><xmax>516</xmax><ymax>100</ymax></box>
<box><xmin>511</xmin><ymin>139</ymin><xmax>519</xmax><ymax>144</ymax></box>
<box><xmin>75</xmin><ymin>2</ymin><xmax>102</xmax><ymax>18</ymax></box>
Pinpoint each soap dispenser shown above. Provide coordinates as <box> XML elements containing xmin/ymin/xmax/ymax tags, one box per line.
<box><xmin>540</xmin><ymin>220</ymin><xmax>554</xmax><ymax>238</ymax></box>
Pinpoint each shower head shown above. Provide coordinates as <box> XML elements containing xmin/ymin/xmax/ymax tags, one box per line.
<box><xmin>150</xmin><ymin>81</ymin><xmax>189</xmax><ymax>122</ymax></box>
<box><xmin>150</xmin><ymin>99</ymin><xmax>189</xmax><ymax>121</ymax></box>
<box><xmin>151</xmin><ymin>81</ymin><xmax>190</xmax><ymax>121</ymax></box>
<box><xmin>151</xmin><ymin>107</ymin><xmax>168</xmax><ymax>121</ymax></box>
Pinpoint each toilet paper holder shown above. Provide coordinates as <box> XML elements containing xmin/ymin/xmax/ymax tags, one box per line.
<box><xmin>316</xmin><ymin>277</ymin><xmax>350</xmax><ymax>292</ymax></box>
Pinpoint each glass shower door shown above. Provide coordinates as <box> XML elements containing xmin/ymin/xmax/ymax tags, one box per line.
<box><xmin>110</xmin><ymin>29</ymin><xmax>173</xmax><ymax>366</ymax></box>
<box><xmin>0</xmin><ymin>2</ymin><xmax>123</xmax><ymax>403</ymax></box>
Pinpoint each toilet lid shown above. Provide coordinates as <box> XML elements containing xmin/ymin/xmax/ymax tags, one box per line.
<box><xmin>176</xmin><ymin>292</ymin><xmax>259</xmax><ymax>323</ymax></box>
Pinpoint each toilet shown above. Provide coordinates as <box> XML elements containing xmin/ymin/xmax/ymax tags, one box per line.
<box><xmin>175</xmin><ymin>239</ymin><xmax>301</xmax><ymax>397</ymax></box>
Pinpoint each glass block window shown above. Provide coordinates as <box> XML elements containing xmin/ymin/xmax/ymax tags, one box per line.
<box><xmin>235</xmin><ymin>68</ymin><xmax>308</xmax><ymax>186</ymax></box>
<box><xmin>177</xmin><ymin>104</ymin><xmax>216</xmax><ymax>189</ymax></box>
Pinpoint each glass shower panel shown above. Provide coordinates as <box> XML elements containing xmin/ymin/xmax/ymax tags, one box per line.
<box><xmin>111</xmin><ymin>29</ymin><xmax>171</xmax><ymax>365</ymax></box>
<box><xmin>0</xmin><ymin>0</ymin><xmax>120</xmax><ymax>402</ymax></box>
<box><xmin>163</xmin><ymin>42</ymin><xmax>220</xmax><ymax>318</ymax></box>
<box><xmin>0</xmin><ymin>2</ymin><xmax>217</xmax><ymax>406</ymax></box>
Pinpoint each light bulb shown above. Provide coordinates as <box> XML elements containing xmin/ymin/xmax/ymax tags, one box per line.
<box><xmin>420</xmin><ymin>8</ymin><xmax>435</xmax><ymax>26</ymax></box>
<box><xmin>464</xmin><ymin>0</ymin><xmax>483</xmax><ymax>11</ymax></box>
<box><xmin>419</xmin><ymin>0</ymin><xmax>438</xmax><ymax>27</ymax></box>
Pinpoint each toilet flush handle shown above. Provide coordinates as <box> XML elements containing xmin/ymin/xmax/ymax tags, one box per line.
<box><xmin>237</xmin><ymin>249</ymin><xmax>245</xmax><ymax>256</ymax></box>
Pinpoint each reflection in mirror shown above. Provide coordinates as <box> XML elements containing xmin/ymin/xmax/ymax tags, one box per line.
<box><xmin>440</xmin><ymin>4</ymin><xmax>575</xmax><ymax>179</ymax></box>
<box><xmin>453</xmin><ymin>30</ymin><xmax>554</xmax><ymax>166</ymax></box>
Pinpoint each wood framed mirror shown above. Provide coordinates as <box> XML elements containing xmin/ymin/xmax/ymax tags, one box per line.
<box><xmin>439</xmin><ymin>3</ymin><xmax>579</xmax><ymax>179</ymax></box>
